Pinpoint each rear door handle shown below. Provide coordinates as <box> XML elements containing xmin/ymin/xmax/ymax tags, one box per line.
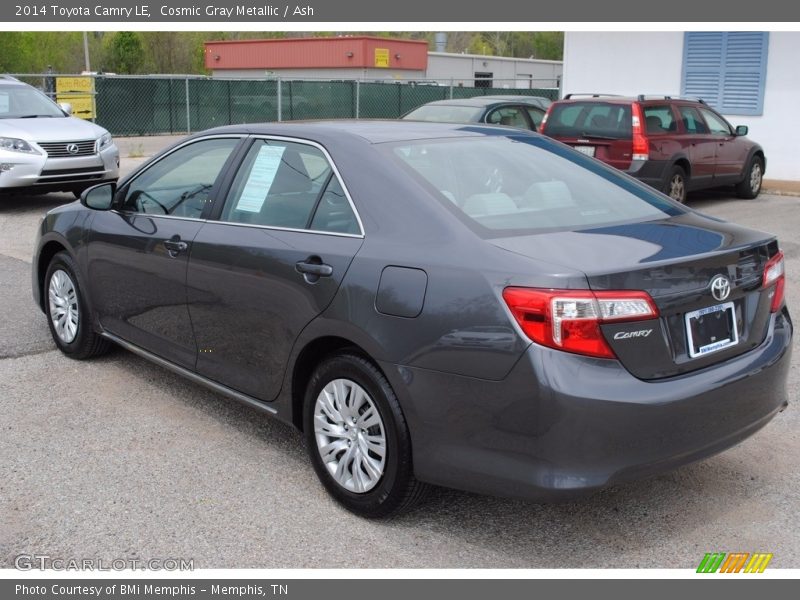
<box><xmin>163</xmin><ymin>239</ymin><xmax>188</xmax><ymax>256</ymax></box>
<box><xmin>296</xmin><ymin>260</ymin><xmax>333</xmax><ymax>277</ymax></box>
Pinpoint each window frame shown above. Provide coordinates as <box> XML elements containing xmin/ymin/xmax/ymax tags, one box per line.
<box><xmin>210</xmin><ymin>135</ymin><xmax>364</xmax><ymax>239</ymax></box>
<box><xmin>697</xmin><ymin>106</ymin><xmax>734</xmax><ymax>136</ymax></box>
<box><xmin>113</xmin><ymin>134</ymin><xmax>246</xmax><ymax>222</ymax></box>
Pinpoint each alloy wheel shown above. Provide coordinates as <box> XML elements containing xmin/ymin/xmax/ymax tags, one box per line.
<box><xmin>750</xmin><ymin>162</ymin><xmax>763</xmax><ymax>194</ymax></box>
<box><xmin>669</xmin><ymin>174</ymin><xmax>685</xmax><ymax>202</ymax></box>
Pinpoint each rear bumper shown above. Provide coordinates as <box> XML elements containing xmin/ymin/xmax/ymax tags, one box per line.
<box><xmin>626</xmin><ymin>159</ymin><xmax>670</xmax><ymax>191</ymax></box>
<box><xmin>383</xmin><ymin>308</ymin><xmax>792</xmax><ymax>500</ymax></box>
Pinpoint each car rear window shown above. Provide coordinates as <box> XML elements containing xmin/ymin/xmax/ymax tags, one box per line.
<box><xmin>544</xmin><ymin>102</ymin><xmax>632</xmax><ymax>140</ymax></box>
<box><xmin>403</xmin><ymin>105</ymin><xmax>484</xmax><ymax>124</ymax></box>
<box><xmin>387</xmin><ymin>135</ymin><xmax>682</xmax><ymax>237</ymax></box>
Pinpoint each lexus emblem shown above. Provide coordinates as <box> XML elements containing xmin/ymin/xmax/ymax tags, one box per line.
<box><xmin>710</xmin><ymin>275</ymin><xmax>731</xmax><ymax>302</ymax></box>
<box><xmin>66</xmin><ymin>143</ymin><xmax>79</xmax><ymax>155</ymax></box>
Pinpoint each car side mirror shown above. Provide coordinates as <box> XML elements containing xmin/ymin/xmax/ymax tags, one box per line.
<box><xmin>735</xmin><ymin>125</ymin><xmax>748</xmax><ymax>136</ymax></box>
<box><xmin>59</xmin><ymin>102</ymin><xmax>73</xmax><ymax>116</ymax></box>
<box><xmin>80</xmin><ymin>182</ymin><xmax>116</xmax><ymax>210</ymax></box>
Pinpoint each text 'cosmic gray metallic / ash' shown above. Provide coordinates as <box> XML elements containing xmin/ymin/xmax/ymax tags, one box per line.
<box><xmin>32</xmin><ymin>121</ymin><xmax>791</xmax><ymax>518</ymax></box>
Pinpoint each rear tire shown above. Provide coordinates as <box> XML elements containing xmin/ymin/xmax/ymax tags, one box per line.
<box><xmin>665</xmin><ymin>165</ymin><xmax>688</xmax><ymax>203</ymax></box>
<box><xmin>44</xmin><ymin>251</ymin><xmax>111</xmax><ymax>360</ymax></box>
<box><xmin>735</xmin><ymin>156</ymin><xmax>764</xmax><ymax>199</ymax></box>
<box><xmin>303</xmin><ymin>352</ymin><xmax>428</xmax><ymax>518</ymax></box>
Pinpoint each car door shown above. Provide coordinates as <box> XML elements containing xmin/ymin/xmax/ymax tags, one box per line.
<box><xmin>186</xmin><ymin>137</ymin><xmax>364</xmax><ymax>401</ymax></box>
<box><xmin>698</xmin><ymin>106</ymin><xmax>748</xmax><ymax>183</ymax></box>
<box><xmin>675</xmin><ymin>105</ymin><xmax>716</xmax><ymax>188</ymax></box>
<box><xmin>87</xmin><ymin>136</ymin><xmax>243</xmax><ymax>369</ymax></box>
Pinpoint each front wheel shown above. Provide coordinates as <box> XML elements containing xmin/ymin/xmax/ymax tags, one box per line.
<box><xmin>735</xmin><ymin>156</ymin><xmax>764</xmax><ymax>199</ymax></box>
<box><xmin>303</xmin><ymin>353</ymin><xmax>428</xmax><ymax>518</ymax></box>
<box><xmin>44</xmin><ymin>251</ymin><xmax>111</xmax><ymax>359</ymax></box>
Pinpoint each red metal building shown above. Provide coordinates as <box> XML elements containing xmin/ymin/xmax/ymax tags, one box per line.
<box><xmin>204</xmin><ymin>36</ymin><xmax>429</xmax><ymax>73</ymax></box>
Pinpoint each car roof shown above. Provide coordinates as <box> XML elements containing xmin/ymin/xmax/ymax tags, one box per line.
<box><xmin>554</xmin><ymin>95</ymin><xmax>706</xmax><ymax>106</ymax></box>
<box><xmin>413</xmin><ymin>96</ymin><xmax>550</xmax><ymax>108</ymax></box>
<box><xmin>193</xmin><ymin>119</ymin><xmax>539</xmax><ymax>145</ymax></box>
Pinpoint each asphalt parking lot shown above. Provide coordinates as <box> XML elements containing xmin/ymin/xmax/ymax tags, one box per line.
<box><xmin>1</xmin><ymin>149</ymin><xmax>798</xmax><ymax>569</ymax></box>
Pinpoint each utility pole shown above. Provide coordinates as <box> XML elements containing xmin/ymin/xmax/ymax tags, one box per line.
<box><xmin>82</xmin><ymin>31</ymin><xmax>91</xmax><ymax>72</ymax></box>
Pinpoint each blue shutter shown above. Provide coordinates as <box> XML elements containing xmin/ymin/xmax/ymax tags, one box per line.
<box><xmin>682</xmin><ymin>32</ymin><xmax>768</xmax><ymax>116</ymax></box>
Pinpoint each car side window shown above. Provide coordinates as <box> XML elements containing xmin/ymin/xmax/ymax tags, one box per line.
<box><xmin>526</xmin><ymin>107</ymin><xmax>545</xmax><ymax>129</ymax></box>
<box><xmin>643</xmin><ymin>105</ymin><xmax>676</xmax><ymax>134</ymax></box>
<box><xmin>121</xmin><ymin>138</ymin><xmax>239</xmax><ymax>218</ymax></box>
<box><xmin>220</xmin><ymin>139</ymin><xmax>359</xmax><ymax>234</ymax></box>
<box><xmin>487</xmin><ymin>106</ymin><xmax>529</xmax><ymax>129</ymax></box>
<box><xmin>678</xmin><ymin>106</ymin><xmax>709</xmax><ymax>134</ymax></box>
<box><xmin>698</xmin><ymin>108</ymin><xmax>732</xmax><ymax>136</ymax></box>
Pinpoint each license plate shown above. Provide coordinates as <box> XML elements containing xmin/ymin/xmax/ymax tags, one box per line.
<box><xmin>573</xmin><ymin>145</ymin><xmax>595</xmax><ymax>157</ymax></box>
<box><xmin>685</xmin><ymin>302</ymin><xmax>738</xmax><ymax>358</ymax></box>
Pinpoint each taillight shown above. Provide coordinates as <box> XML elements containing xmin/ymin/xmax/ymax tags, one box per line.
<box><xmin>631</xmin><ymin>102</ymin><xmax>649</xmax><ymax>161</ymax></box>
<box><xmin>502</xmin><ymin>288</ymin><xmax>659</xmax><ymax>359</ymax></box>
<box><xmin>763</xmin><ymin>251</ymin><xmax>785</xmax><ymax>313</ymax></box>
<box><xmin>540</xmin><ymin>105</ymin><xmax>553</xmax><ymax>131</ymax></box>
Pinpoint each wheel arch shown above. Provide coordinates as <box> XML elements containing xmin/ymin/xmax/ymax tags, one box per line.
<box><xmin>35</xmin><ymin>238</ymin><xmax>71</xmax><ymax>312</ymax></box>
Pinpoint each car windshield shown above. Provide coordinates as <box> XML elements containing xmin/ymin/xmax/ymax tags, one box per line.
<box><xmin>387</xmin><ymin>135</ymin><xmax>683</xmax><ymax>237</ymax></box>
<box><xmin>403</xmin><ymin>104</ymin><xmax>484</xmax><ymax>123</ymax></box>
<box><xmin>544</xmin><ymin>101</ymin><xmax>632</xmax><ymax>139</ymax></box>
<box><xmin>0</xmin><ymin>84</ymin><xmax>66</xmax><ymax>118</ymax></box>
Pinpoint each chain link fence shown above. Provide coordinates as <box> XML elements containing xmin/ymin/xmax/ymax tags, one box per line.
<box><xmin>8</xmin><ymin>74</ymin><xmax>560</xmax><ymax>136</ymax></box>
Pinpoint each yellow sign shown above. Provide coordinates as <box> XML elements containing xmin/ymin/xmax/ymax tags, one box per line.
<box><xmin>55</xmin><ymin>77</ymin><xmax>95</xmax><ymax>119</ymax></box>
<box><xmin>374</xmin><ymin>48</ymin><xmax>390</xmax><ymax>68</ymax></box>
<box><xmin>56</xmin><ymin>77</ymin><xmax>93</xmax><ymax>94</ymax></box>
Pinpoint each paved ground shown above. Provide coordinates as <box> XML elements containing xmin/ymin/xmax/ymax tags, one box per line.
<box><xmin>1</xmin><ymin>158</ymin><xmax>798</xmax><ymax>568</ymax></box>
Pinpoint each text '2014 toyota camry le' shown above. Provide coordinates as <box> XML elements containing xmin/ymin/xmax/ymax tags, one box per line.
<box><xmin>32</xmin><ymin>121</ymin><xmax>791</xmax><ymax>517</ymax></box>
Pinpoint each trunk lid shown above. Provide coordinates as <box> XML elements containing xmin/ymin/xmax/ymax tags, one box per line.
<box><xmin>492</xmin><ymin>212</ymin><xmax>778</xmax><ymax>379</ymax></box>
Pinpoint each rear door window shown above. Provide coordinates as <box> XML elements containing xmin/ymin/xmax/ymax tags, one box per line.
<box><xmin>486</xmin><ymin>106</ymin><xmax>530</xmax><ymax>129</ymax></box>
<box><xmin>544</xmin><ymin>102</ymin><xmax>632</xmax><ymax>139</ymax></box>
<box><xmin>678</xmin><ymin>106</ymin><xmax>709</xmax><ymax>134</ymax></box>
<box><xmin>643</xmin><ymin>105</ymin><xmax>677</xmax><ymax>134</ymax></box>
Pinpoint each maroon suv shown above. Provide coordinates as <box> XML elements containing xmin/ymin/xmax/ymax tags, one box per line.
<box><xmin>540</xmin><ymin>94</ymin><xmax>766</xmax><ymax>202</ymax></box>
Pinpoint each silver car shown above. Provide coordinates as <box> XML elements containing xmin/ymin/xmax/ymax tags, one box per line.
<box><xmin>0</xmin><ymin>76</ymin><xmax>119</xmax><ymax>197</ymax></box>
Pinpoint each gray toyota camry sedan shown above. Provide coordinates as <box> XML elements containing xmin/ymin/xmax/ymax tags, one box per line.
<box><xmin>32</xmin><ymin>121</ymin><xmax>791</xmax><ymax>517</ymax></box>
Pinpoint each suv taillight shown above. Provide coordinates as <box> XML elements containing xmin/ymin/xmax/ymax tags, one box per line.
<box><xmin>631</xmin><ymin>102</ymin><xmax>649</xmax><ymax>161</ymax></box>
<box><xmin>540</xmin><ymin>105</ymin><xmax>553</xmax><ymax>131</ymax></box>
<box><xmin>763</xmin><ymin>251</ymin><xmax>785</xmax><ymax>313</ymax></box>
<box><xmin>502</xmin><ymin>287</ymin><xmax>659</xmax><ymax>359</ymax></box>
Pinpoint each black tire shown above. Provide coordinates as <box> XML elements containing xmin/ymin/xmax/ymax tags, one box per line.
<box><xmin>303</xmin><ymin>352</ymin><xmax>428</xmax><ymax>518</ymax></box>
<box><xmin>43</xmin><ymin>251</ymin><xmax>111</xmax><ymax>360</ymax></box>
<box><xmin>664</xmin><ymin>165</ymin><xmax>688</xmax><ymax>203</ymax></box>
<box><xmin>735</xmin><ymin>156</ymin><xmax>764</xmax><ymax>199</ymax></box>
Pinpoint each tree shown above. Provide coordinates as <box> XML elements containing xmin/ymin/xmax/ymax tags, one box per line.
<box><xmin>105</xmin><ymin>32</ymin><xmax>144</xmax><ymax>74</ymax></box>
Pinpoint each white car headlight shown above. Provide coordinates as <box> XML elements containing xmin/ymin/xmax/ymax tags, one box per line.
<box><xmin>96</xmin><ymin>132</ymin><xmax>113</xmax><ymax>152</ymax></box>
<box><xmin>0</xmin><ymin>137</ymin><xmax>39</xmax><ymax>154</ymax></box>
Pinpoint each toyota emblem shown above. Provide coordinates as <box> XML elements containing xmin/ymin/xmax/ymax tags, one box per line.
<box><xmin>66</xmin><ymin>143</ymin><xmax>79</xmax><ymax>155</ymax></box>
<box><xmin>710</xmin><ymin>275</ymin><xmax>731</xmax><ymax>302</ymax></box>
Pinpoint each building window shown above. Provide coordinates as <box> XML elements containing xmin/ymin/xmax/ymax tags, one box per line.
<box><xmin>474</xmin><ymin>72</ymin><xmax>493</xmax><ymax>88</ymax></box>
<box><xmin>681</xmin><ymin>32</ymin><xmax>769</xmax><ymax>117</ymax></box>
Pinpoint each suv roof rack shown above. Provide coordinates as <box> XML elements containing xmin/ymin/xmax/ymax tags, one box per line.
<box><xmin>636</xmin><ymin>94</ymin><xmax>707</xmax><ymax>104</ymax></box>
<box><xmin>563</xmin><ymin>93</ymin><xmax>624</xmax><ymax>100</ymax></box>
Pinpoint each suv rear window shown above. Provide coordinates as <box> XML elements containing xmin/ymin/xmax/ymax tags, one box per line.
<box><xmin>387</xmin><ymin>135</ymin><xmax>682</xmax><ymax>237</ymax></box>
<box><xmin>545</xmin><ymin>102</ymin><xmax>632</xmax><ymax>140</ymax></box>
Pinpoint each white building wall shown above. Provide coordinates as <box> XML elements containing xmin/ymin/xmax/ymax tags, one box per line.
<box><xmin>563</xmin><ymin>31</ymin><xmax>800</xmax><ymax>181</ymax></box>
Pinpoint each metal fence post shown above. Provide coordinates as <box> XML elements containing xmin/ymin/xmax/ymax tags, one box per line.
<box><xmin>277</xmin><ymin>77</ymin><xmax>282</xmax><ymax>122</ymax></box>
<box><xmin>184</xmin><ymin>77</ymin><xmax>191</xmax><ymax>134</ymax></box>
<box><xmin>449</xmin><ymin>79</ymin><xmax>454</xmax><ymax>100</ymax></box>
<box><xmin>355</xmin><ymin>80</ymin><xmax>360</xmax><ymax>119</ymax></box>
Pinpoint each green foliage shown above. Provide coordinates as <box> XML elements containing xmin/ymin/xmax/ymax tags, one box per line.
<box><xmin>105</xmin><ymin>32</ymin><xmax>144</xmax><ymax>74</ymax></box>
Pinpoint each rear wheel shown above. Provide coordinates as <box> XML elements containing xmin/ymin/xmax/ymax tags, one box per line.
<box><xmin>735</xmin><ymin>156</ymin><xmax>764</xmax><ymax>199</ymax></box>
<box><xmin>44</xmin><ymin>252</ymin><xmax>111</xmax><ymax>359</ymax></box>
<box><xmin>665</xmin><ymin>165</ymin><xmax>687</xmax><ymax>203</ymax></box>
<box><xmin>303</xmin><ymin>352</ymin><xmax>428</xmax><ymax>518</ymax></box>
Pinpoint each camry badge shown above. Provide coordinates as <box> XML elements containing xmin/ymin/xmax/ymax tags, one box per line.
<box><xmin>710</xmin><ymin>275</ymin><xmax>731</xmax><ymax>302</ymax></box>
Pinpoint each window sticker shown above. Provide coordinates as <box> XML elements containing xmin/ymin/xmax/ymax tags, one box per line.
<box><xmin>235</xmin><ymin>144</ymin><xmax>287</xmax><ymax>213</ymax></box>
